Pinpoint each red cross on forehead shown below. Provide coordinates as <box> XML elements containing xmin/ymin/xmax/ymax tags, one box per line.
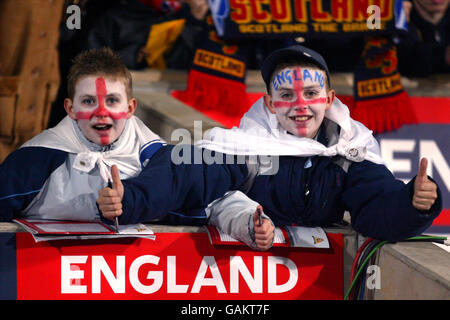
<box><xmin>94</xmin><ymin>77</ymin><xmax>108</xmax><ymax>117</ymax></box>
<box><xmin>96</xmin><ymin>77</ymin><xmax>107</xmax><ymax>96</ymax></box>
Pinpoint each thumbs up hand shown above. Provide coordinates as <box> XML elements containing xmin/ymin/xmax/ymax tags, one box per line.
<box><xmin>253</xmin><ymin>206</ymin><xmax>275</xmax><ymax>251</ymax></box>
<box><xmin>97</xmin><ymin>165</ymin><xmax>124</xmax><ymax>220</ymax></box>
<box><xmin>412</xmin><ymin>158</ymin><xmax>438</xmax><ymax>211</ymax></box>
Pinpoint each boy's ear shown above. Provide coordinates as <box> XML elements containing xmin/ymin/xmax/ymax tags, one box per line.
<box><xmin>64</xmin><ymin>98</ymin><xmax>77</xmax><ymax>120</ymax></box>
<box><xmin>126</xmin><ymin>98</ymin><xmax>137</xmax><ymax>118</ymax></box>
<box><xmin>263</xmin><ymin>94</ymin><xmax>276</xmax><ymax>114</ymax></box>
<box><xmin>325</xmin><ymin>89</ymin><xmax>335</xmax><ymax>111</ymax></box>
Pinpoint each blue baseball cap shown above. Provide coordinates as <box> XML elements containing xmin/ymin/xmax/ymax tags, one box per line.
<box><xmin>261</xmin><ymin>44</ymin><xmax>331</xmax><ymax>91</ymax></box>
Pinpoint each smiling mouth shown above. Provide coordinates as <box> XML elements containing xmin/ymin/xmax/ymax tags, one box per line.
<box><xmin>289</xmin><ymin>115</ymin><xmax>313</xmax><ymax>122</ymax></box>
<box><xmin>92</xmin><ymin>124</ymin><xmax>113</xmax><ymax>131</ymax></box>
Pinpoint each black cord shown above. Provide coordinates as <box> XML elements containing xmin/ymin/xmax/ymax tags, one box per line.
<box><xmin>350</xmin><ymin>235</ymin><xmax>447</xmax><ymax>300</ymax></box>
<box><xmin>351</xmin><ymin>239</ymin><xmax>382</xmax><ymax>300</ymax></box>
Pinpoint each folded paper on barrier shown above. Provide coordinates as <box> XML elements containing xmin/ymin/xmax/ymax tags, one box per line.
<box><xmin>207</xmin><ymin>225</ymin><xmax>330</xmax><ymax>248</ymax></box>
<box><xmin>13</xmin><ymin>219</ymin><xmax>155</xmax><ymax>242</ymax></box>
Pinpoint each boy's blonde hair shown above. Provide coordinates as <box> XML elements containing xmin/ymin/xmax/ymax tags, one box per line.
<box><xmin>67</xmin><ymin>48</ymin><xmax>132</xmax><ymax>100</ymax></box>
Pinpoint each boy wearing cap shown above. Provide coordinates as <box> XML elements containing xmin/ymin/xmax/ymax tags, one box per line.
<box><xmin>98</xmin><ymin>45</ymin><xmax>442</xmax><ymax>250</ymax></box>
<box><xmin>196</xmin><ymin>44</ymin><xmax>442</xmax><ymax>249</ymax></box>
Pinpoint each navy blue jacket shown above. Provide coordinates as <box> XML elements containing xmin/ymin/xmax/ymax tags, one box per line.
<box><xmin>0</xmin><ymin>144</ymin><xmax>248</xmax><ymax>225</ymax></box>
<box><xmin>120</xmin><ymin>145</ymin><xmax>250</xmax><ymax>225</ymax></box>
<box><xmin>1</xmin><ymin>144</ymin><xmax>442</xmax><ymax>242</ymax></box>
<box><xmin>119</xmin><ymin>144</ymin><xmax>442</xmax><ymax>242</ymax></box>
<box><xmin>247</xmin><ymin>155</ymin><xmax>442</xmax><ymax>241</ymax></box>
<box><xmin>0</xmin><ymin>147</ymin><xmax>67</xmax><ymax>221</ymax></box>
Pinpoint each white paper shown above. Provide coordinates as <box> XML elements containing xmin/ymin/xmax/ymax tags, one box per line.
<box><xmin>273</xmin><ymin>228</ymin><xmax>288</xmax><ymax>244</ymax></box>
<box><xmin>37</xmin><ymin>223</ymin><xmax>111</xmax><ymax>233</ymax></box>
<box><xmin>423</xmin><ymin>232</ymin><xmax>450</xmax><ymax>253</ymax></box>
<box><xmin>117</xmin><ymin>223</ymin><xmax>154</xmax><ymax>235</ymax></box>
<box><xmin>217</xmin><ymin>231</ymin><xmax>240</xmax><ymax>243</ymax></box>
<box><xmin>433</xmin><ymin>242</ymin><xmax>450</xmax><ymax>253</ymax></box>
<box><xmin>14</xmin><ymin>219</ymin><xmax>156</xmax><ymax>242</ymax></box>
<box><xmin>210</xmin><ymin>226</ymin><xmax>327</xmax><ymax>248</ymax></box>
<box><xmin>29</xmin><ymin>233</ymin><xmax>156</xmax><ymax>242</ymax></box>
<box><xmin>284</xmin><ymin>226</ymin><xmax>330</xmax><ymax>248</ymax></box>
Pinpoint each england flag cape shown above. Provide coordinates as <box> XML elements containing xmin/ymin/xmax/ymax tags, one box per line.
<box><xmin>196</xmin><ymin>97</ymin><xmax>384</xmax><ymax>164</ymax></box>
<box><xmin>21</xmin><ymin>115</ymin><xmax>164</xmax><ymax>182</ymax></box>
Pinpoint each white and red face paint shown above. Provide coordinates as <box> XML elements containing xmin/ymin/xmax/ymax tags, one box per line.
<box><xmin>267</xmin><ymin>66</ymin><xmax>331</xmax><ymax>139</ymax></box>
<box><xmin>69</xmin><ymin>76</ymin><xmax>130</xmax><ymax>146</ymax></box>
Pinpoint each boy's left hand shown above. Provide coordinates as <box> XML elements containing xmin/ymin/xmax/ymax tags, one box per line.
<box><xmin>413</xmin><ymin>158</ymin><xmax>438</xmax><ymax>211</ymax></box>
<box><xmin>253</xmin><ymin>207</ymin><xmax>275</xmax><ymax>251</ymax></box>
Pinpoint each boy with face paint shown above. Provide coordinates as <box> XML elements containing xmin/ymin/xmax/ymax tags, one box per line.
<box><xmin>97</xmin><ymin>45</ymin><xmax>443</xmax><ymax>251</ymax></box>
<box><xmin>0</xmin><ymin>48</ymin><xmax>165</xmax><ymax>221</ymax></box>
<box><xmin>202</xmin><ymin>45</ymin><xmax>442</xmax><ymax>249</ymax></box>
<box><xmin>65</xmin><ymin>76</ymin><xmax>132</xmax><ymax>147</ymax></box>
<box><xmin>263</xmin><ymin>63</ymin><xmax>334</xmax><ymax>140</ymax></box>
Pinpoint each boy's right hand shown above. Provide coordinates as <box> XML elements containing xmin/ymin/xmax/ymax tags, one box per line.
<box><xmin>97</xmin><ymin>165</ymin><xmax>124</xmax><ymax>220</ymax></box>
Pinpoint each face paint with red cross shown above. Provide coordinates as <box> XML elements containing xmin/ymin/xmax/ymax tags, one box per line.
<box><xmin>70</xmin><ymin>76</ymin><xmax>130</xmax><ymax>146</ymax></box>
<box><xmin>269</xmin><ymin>66</ymin><xmax>330</xmax><ymax>138</ymax></box>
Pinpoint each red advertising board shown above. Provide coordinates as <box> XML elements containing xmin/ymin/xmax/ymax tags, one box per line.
<box><xmin>16</xmin><ymin>232</ymin><xmax>343</xmax><ymax>300</ymax></box>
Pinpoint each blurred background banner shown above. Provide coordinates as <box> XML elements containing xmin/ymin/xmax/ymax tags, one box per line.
<box><xmin>209</xmin><ymin>0</ymin><xmax>404</xmax><ymax>38</ymax></box>
<box><xmin>192</xmin><ymin>1</ymin><xmax>420</xmax><ymax>133</ymax></box>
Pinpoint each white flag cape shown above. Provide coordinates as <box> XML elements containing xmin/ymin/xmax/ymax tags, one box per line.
<box><xmin>196</xmin><ymin>97</ymin><xmax>384</xmax><ymax>164</ymax></box>
<box><xmin>22</xmin><ymin>115</ymin><xmax>163</xmax><ymax>181</ymax></box>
